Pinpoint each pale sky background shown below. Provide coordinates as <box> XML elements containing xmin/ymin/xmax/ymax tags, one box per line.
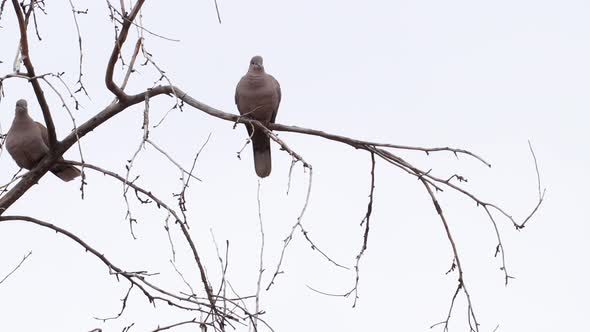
<box><xmin>0</xmin><ymin>1</ymin><xmax>588</xmax><ymax>331</ymax></box>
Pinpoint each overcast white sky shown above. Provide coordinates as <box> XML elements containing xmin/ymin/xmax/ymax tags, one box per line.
<box><xmin>0</xmin><ymin>1</ymin><xmax>588</xmax><ymax>331</ymax></box>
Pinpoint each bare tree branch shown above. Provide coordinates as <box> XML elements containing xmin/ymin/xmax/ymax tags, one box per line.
<box><xmin>0</xmin><ymin>214</ymin><xmax>264</xmax><ymax>330</ymax></box>
<box><xmin>105</xmin><ymin>0</ymin><xmax>145</xmax><ymax>101</ymax></box>
<box><xmin>0</xmin><ymin>2</ymin><xmax>546</xmax><ymax>331</ymax></box>
<box><xmin>67</xmin><ymin>0</ymin><xmax>89</xmax><ymax>97</ymax></box>
<box><xmin>0</xmin><ymin>250</ymin><xmax>32</xmax><ymax>285</ymax></box>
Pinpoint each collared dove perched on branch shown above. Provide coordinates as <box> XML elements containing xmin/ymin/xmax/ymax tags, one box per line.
<box><xmin>5</xmin><ymin>99</ymin><xmax>80</xmax><ymax>182</ymax></box>
<box><xmin>235</xmin><ymin>55</ymin><xmax>282</xmax><ymax>178</ymax></box>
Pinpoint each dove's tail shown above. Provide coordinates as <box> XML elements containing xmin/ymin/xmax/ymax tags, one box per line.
<box><xmin>251</xmin><ymin>130</ymin><xmax>271</xmax><ymax>178</ymax></box>
<box><xmin>51</xmin><ymin>164</ymin><xmax>81</xmax><ymax>182</ymax></box>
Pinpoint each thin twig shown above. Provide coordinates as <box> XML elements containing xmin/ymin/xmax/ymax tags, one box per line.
<box><xmin>67</xmin><ymin>0</ymin><xmax>89</xmax><ymax>97</ymax></box>
<box><xmin>350</xmin><ymin>152</ymin><xmax>376</xmax><ymax>307</ymax></box>
<box><xmin>212</xmin><ymin>0</ymin><xmax>221</xmax><ymax>24</ymax></box>
<box><xmin>0</xmin><ymin>250</ymin><xmax>32</xmax><ymax>285</ymax></box>
<box><xmin>94</xmin><ymin>284</ymin><xmax>133</xmax><ymax>321</ymax></box>
<box><xmin>253</xmin><ymin>180</ymin><xmax>265</xmax><ymax>331</ymax></box>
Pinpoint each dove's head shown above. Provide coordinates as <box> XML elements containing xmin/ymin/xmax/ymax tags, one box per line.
<box><xmin>249</xmin><ymin>55</ymin><xmax>264</xmax><ymax>72</ymax></box>
<box><xmin>15</xmin><ymin>99</ymin><xmax>28</xmax><ymax>115</ymax></box>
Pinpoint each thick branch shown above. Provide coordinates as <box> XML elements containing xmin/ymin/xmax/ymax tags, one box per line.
<box><xmin>0</xmin><ymin>82</ymin><xmax>495</xmax><ymax>221</ymax></box>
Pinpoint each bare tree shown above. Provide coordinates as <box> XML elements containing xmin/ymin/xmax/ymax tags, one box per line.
<box><xmin>0</xmin><ymin>1</ymin><xmax>544</xmax><ymax>331</ymax></box>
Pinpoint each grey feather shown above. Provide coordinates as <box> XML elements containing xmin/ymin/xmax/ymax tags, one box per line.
<box><xmin>6</xmin><ymin>99</ymin><xmax>81</xmax><ymax>182</ymax></box>
<box><xmin>235</xmin><ymin>56</ymin><xmax>282</xmax><ymax>178</ymax></box>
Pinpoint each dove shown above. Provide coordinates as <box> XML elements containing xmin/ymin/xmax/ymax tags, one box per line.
<box><xmin>235</xmin><ymin>55</ymin><xmax>281</xmax><ymax>178</ymax></box>
<box><xmin>5</xmin><ymin>99</ymin><xmax>81</xmax><ymax>182</ymax></box>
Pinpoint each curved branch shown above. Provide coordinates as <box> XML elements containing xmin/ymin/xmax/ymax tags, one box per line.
<box><xmin>0</xmin><ymin>215</ymin><xmax>155</xmax><ymax>301</ymax></box>
<box><xmin>104</xmin><ymin>0</ymin><xmax>145</xmax><ymax>101</ymax></box>
<box><xmin>421</xmin><ymin>180</ymin><xmax>480</xmax><ymax>332</ymax></box>
<box><xmin>61</xmin><ymin>160</ymin><xmax>219</xmax><ymax>325</ymax></box>
<box><xmin>0</xmin><ymin>82</ymin><xmax>538</xmax><ymax>241</ymax></box>
<box><xmin>0</xmin><ymin>215</ymin><xmax>223</xmax><ymax>320</ymax></box>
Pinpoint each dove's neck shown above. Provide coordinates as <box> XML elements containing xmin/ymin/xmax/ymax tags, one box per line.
<box><xmin>13</xmin><ymin>110</ymin><xmax>32</xmax><ymax>124</ymax></box>
<box><xmin>245</xmin><ymin>72</ymin><xmax>268</xmax><ymax>87</ymax></box>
